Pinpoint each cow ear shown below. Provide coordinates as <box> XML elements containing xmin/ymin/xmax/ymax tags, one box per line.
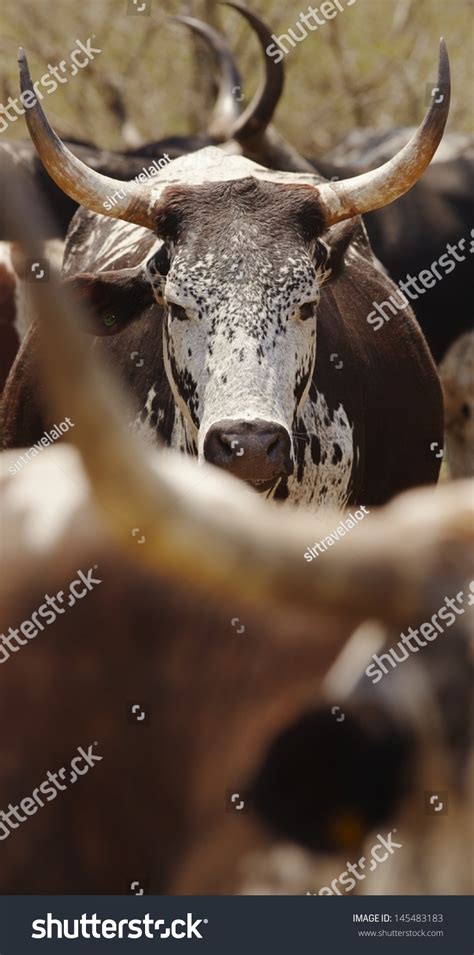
<box><xmin>317</xmin><ymin>220</ymin><xmax>360</xmax><ymax>285</ymax></box>
<box><xmin>250</xmin><ymin>701</ymin><xmax>414</xmax><ymax>854</ymax></box>
<box><xmin>65</xmin><ymin>268</ymin><xmax>155</xmax><ymax>336</ymax></box>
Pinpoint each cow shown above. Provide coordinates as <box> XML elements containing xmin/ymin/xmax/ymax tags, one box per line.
<box><xmin>1</xmin><ymin>41</ymin><xmax>450</xmax><ymax>510</ymax></box>
<box><xmin>2</xmin><ymin>443</ymin><xmax>472</xmax><ymax>896</ymax></box>
<box><xmin>0</xmin><ymin>205</ymin><xmax>472</xmax><ymax>893</ymax></box>
<box><xmin>317</xmin><ymin>138</ymin><xmax>474</xmax><ymax>363</ymax></box>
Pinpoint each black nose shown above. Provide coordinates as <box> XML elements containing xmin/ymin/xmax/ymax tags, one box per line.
<box><xmin>203</xmin><ymin>419</ymin><xmax>292</xmax><ymax>487</ymax></box>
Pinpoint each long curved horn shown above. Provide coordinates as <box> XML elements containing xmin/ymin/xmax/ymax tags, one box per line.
<box><xmin>222</xmin><ymin>1</ymin><xmax>284</xmax><ymax>142</ymax></box>
<box><xmin>171</xmin><ymin>15</ymin><xmax>242</xmax><ymax>139</ymax></box>
<box><xmin>316</xmin><ymin>39</ymin><xmax>450</xmax><ymax>225</ymax></box>
<box><xmin>18</xmin><ymin>48</ymin><xmax>156</xmax><ymax>229</ymax></box>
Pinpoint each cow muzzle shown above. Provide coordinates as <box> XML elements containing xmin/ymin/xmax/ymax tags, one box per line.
<box><xmin>203</xmin><ymin>418</ymin><xmax>292</xmax><ymax>489</ymax></box>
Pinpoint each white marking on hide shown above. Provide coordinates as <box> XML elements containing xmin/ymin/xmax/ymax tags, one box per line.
<box><xmin>288</xmin><ymin>390</ymin><xmax>354</xmax><ymax>509</ymax></box>
<box><xmin>131</xmin><ymin>384</ymin><xmax>164</xmax><ymax>446</ymax></box>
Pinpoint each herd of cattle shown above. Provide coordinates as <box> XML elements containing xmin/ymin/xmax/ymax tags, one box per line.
<box><xmin>0</xmin><ymin>3</ymin><xmax>473</xmax><ymax>894</ymax></box>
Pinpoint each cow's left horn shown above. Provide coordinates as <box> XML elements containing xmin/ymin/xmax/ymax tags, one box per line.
<box><xmin>18</xmin><ymin>49</ymin><xmax>156</xmax><ymax>230</ymax></box>
<box><xmin>317</xmin><ymin>39</ymin><xmax>450</xmax><ymax>225</ymax></box>
<box><xmin>222</xmin><ymin>2</ymin><xmax>284</xmax><ymax>142</ymax></box>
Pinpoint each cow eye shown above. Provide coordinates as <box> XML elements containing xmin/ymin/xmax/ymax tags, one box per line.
<box><xmin>168</xmin><ymin>302</ymin><xmax>189</xmax><ymax>321</ymax></box>
<box><xmin>151</xmin><ymin>245</ymin><xmax>170</xmax><ymax>276</ymax></box>
<box><xmin>299</xmin><ymin>302</ymin><xmax>315</xmax><ymax>320</ymax></box>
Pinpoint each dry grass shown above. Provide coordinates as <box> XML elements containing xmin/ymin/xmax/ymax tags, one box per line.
<box><xmin>0</xmin><ymin>0</ymin><xmax>472</xmax><ymax>155</ymax></box>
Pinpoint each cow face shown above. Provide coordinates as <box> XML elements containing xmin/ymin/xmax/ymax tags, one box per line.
<box><xmin>145</xmin><ymin>178</ymin><xmax>354</xmax><ymax>490</ymax></box>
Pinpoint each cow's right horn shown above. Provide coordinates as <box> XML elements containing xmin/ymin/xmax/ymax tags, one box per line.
<box><xmin>316</xmin><ymin>39</ymin><xmax>451</xmax><ymax>225</ymax></box>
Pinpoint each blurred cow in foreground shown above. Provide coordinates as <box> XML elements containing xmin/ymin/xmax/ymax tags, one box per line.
<box><xmin>1</xmin><ymin>437</ymin><xmax>472</xmax><ymax>895</ymax></box>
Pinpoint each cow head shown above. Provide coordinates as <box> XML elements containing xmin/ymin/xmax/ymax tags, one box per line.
<box><xmin>144</xmin><ymin>179</ymin><xmax>355</xmax><ymax>488</ymax></box>
<box><xmin>18</xmin><ymin>38</ymin><xmax>450</xmax><ymax>488</ymax></box>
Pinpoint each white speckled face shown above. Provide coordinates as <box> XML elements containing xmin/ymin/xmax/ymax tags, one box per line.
<box><xmin>145</xmin><ymin>178</ymin><xmax>335</xmax><ymax>477</ymax></box>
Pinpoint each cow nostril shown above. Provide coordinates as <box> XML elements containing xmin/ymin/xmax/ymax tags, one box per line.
<box><xmin>461</xmin><ymin>402</ymin><xmax>471</xmax><ymax>420</ymax></box>
<box><xmin>267</xmin><ymin>436</ymin><xmax>281</xmax><ymax>457</ymax></box>
<box><xmin>218</xmin><ymin>434</ymin><xmax>234</xmax><ymax>457</ymax></box>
